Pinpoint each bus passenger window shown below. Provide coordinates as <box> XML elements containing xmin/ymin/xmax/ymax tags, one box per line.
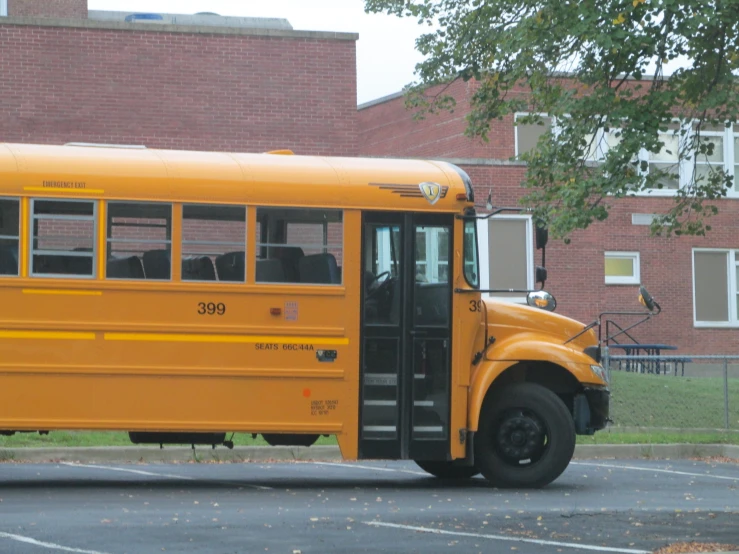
<box><xmin>182</xmin><ymin>204</ymin><xmax>246</xmax><ymax>282</ymax></box>
<box><xmin>106</xmin><ymin>202</ymin><xmax>172</xmax><ymax>280</ymax></box>
<box><xmin>31</xmin><ymin>199</ymin><xmax>96</xmax><ymax>278</ymax></box>
<box><xmin>0</xmin><ymin>198</ymin><xmax>20</xmax><ymax>276</ymax></box>
<box><xmin>256</xmin><ymin>207</ymin><xmax>343</xmax><ymax>285</ymax></box>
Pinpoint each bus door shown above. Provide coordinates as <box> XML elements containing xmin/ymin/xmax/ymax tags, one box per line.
<box><xmin>359</xmin><ymin>212</ymin><xmax>453</xmax><ymax>460</ymax></box>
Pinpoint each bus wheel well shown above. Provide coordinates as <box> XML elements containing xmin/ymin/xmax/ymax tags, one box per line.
<box><xmin>490</xmin><ymin>361</ymin><xmax>580</xmax><ymax>412</ymax></box>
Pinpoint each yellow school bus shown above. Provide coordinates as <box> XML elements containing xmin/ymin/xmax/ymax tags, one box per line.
<box><xmin>0</xmin><ymin>142</ymin><xmax>609</xmax><ymax>488</ymax></box>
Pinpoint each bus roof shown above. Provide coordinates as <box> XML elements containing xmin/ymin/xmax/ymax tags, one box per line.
<box><xmin>0</xmin><ymin>143</ymin><xmax>473</xmax><ymax>211</ymax></box>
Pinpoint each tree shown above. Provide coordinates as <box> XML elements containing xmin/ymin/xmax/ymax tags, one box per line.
<box><xmin>364</xmin><ymin>0</ymin><xmax>739</xmax><ymax>240</ymax></box>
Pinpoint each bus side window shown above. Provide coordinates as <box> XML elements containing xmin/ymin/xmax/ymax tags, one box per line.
<box><xmin>182</xmin><ymin>204</ymin><xmax>246</xmax><ymax>282</ymax></box>
<box><xmin>255</xmin><ymin>207</ymin><xmax>343</xmax><ymax>285</ymax></box>
<box><xmin>0</xmin><ymin>198</ymin><xmax>20</xmax><ymax>276</ymax></box>
<box><xmin>106</xmin><ymin>202</ymin><xmax>172</xmax><ymax>280</ymax></box>
<box><xmin>31</xmin><ymin>199</ymin><xmax>96</xmax><ymax>278</ymax></box>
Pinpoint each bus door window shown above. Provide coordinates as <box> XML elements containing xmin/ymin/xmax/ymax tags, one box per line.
<box><xmin>106</xmin><ymin>202</ymin><xmax>172</xmax><ymax>280</ymax></box>
<box><xmin>30</xmin><ymin>199</ymin><xmax>96</xmax><ymax>278</ymax></box>
<box><xmin>363</xmin><ymin>224</ymin><xmax>400</xmax><ymax>325</ymax></box>
<box><xmin>255</xmin><ymin>207</ymin><xmax>343</xmax><ymax>285</ymax></box>
<box><xmin>0</xmin><ymin>198</ymin><xmax>20</xmax><ymax>276</ymax></box>
<box><xmin>182</xmin><ymin>204</ymin><xmax>246</xmax><ymax>282</ymax></box>
<box><xmin>412</xmin><ymin>224</ymin><xmax>451</xmax><ymax>442</ymax></box>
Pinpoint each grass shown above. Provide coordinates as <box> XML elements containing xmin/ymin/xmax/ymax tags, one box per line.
<box><xmin>607</xmin><ymin>370</ymin><xmax>739</xmax><ymax>430</ymax></box>
<box><xmin>2</xmin><ymin>371</ymin><xmax>737</xmax><ymax>449</ymax></box>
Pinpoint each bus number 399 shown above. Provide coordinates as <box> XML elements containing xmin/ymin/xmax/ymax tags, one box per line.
<box><xmin>198</xmin><ymin>302</ymin><xmax>226</xmax><ymax>315</ymax></box>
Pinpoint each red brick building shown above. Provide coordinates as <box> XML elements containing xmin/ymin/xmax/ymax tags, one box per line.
<box><xmin>1</xmin><ymin>1</ymin><xmax>736</xmax><ymax>354</ymax></box>
<box><xmin>0</xmin><ymin>0</ymin><xmax>357</xmax><ymax>155</ymax></box>
<box><xmin>359</xmin><ymin>80</ymin><xmax>739</xmax><ymax>354</ymax></box>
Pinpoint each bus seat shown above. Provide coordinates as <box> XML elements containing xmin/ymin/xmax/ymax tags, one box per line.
<box><xmin>215</xmin><ymin>251</ymin><xmax>245</xmax><ymax>282</ymax></box>
<box><xmin>0</xmin><ymin>246</ymin><xmax>18</xmax><ymax>275</ymax></box>
<box><xmin>143</xmin><ymin>249</ymin><xmax>171</xmax><ymax>280</ymax></box>
<box><xmin>298</xmin><ymin>253</ymin><xmax>339</xmax><ymax>284</ymax></box>
<box><xmin>256</xmin><ymin>258</ymin><xmax>286</xmax><ymax>283</ymax></box>
<box><xmin>273</xmin><ymin>246</ymin><xmax>304</xmax><ymax>282</ymax></box>
<box><xmin>182</xmin><ymin>256</ymin><xmax>216</xmax><ymax>281</ymax></box>
<box><xmin>107</xmin><ymin>256</ymin><xmax>145</xmax><ymax>279</ymax></box>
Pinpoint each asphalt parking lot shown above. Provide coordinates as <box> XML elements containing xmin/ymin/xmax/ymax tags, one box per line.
<box><xmin>0</xmin><ymin>458</ymin><xmax>737</xmax><ymax>554</ymax></box>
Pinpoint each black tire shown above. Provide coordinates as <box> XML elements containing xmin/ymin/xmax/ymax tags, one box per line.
<box><xmin>475</xmin><ymin>382</ymin><xmax>575</xmax><ymax>489</ymax></box>
<box><xmin>414</xmin><ymin>460</ymin><xmax>480</xmax><ymax>480</ymax></box>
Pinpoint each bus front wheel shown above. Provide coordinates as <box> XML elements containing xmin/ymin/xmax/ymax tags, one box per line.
<box><xmin>414</xmin><ymin>460</ymin><xmax>480</xmax><ymax>480</ymax></box>
<box><xmin>475</xmin><ymin>382</ymin><xmax>575</xmax><ymax>489</ymax></box>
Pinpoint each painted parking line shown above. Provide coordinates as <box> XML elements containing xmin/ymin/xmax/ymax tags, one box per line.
<box><xmin>309</xmin><ymin>461</ymin><xmax>428</xmax><ymax>476</ymax></box>
<box><xmin>61</xmin><ymin>462</ymin><xmax>194</xmax><ymax>481</ymax></box>
<box><xmin>570</xmin><ymin>462</ymin><xmax>739</xmax><ymax>482</ymax></box>
<box><xmin>60</xmin><ymin>462</ymin><xmax>272</xmax><ymax>490</ymax></box>
<box><xmin>364</xmin><ymin>521</ymin><xmax>650</xmax><ymax>554</ymax></box>
<box><xmin>0</xmin><ymin>531</ymin><xmax>112</xmax><ymax>554</ymax></box>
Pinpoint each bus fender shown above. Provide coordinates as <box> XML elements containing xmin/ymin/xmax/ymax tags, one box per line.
<box><xmin>468</xmin><ymin>340</ymin><xmax>602</xmax><ymax>431</ymax></box>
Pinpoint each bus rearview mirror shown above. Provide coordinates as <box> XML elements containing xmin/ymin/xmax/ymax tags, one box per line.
<box><xmin>535</xmin><ymin>225</ymin><xmax>548</xmax><ymax>250</ymax></box>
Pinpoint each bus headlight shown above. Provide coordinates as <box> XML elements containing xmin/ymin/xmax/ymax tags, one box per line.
<box><xmin>590</xmin><ymin>364</ymin><xmax>608</xmax><ymax>384</ymax></box>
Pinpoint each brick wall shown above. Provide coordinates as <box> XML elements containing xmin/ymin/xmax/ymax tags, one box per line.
<box><xmin>359</xmin><ymin>80</ymin><xmax>525</xmax><ymax>160</ymax></box>
<box><xmin>0</xmin><ymin>21</ymin><xmax>358</xmax><ymax>156</ymax></box>
<box><xmin>8</xmin><ymin>0</ymin><xmax>87</xmax><ymax>18</ymax></box>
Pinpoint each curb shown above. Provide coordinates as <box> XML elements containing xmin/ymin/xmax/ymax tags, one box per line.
<box><xmin>1</xmin><ymin>444</ymin><xmax>737</xmax><ymax>464</ymax></box>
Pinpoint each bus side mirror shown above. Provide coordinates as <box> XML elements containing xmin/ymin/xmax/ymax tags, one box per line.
<box><xmin>535</xmin><ymin>266</ymin><xmax>547</xmax><ymax>284</ymax></box>
<box><xmin>639</xmin><ymin>285</ymin><xmax>657</xmax><ymax>312</ymax></box>
<box><xmin>535</xmin><ymin>224</ymin><xmax>548</xmax><ymax>250</ymax></box>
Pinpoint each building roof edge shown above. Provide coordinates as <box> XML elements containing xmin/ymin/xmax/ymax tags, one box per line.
<box><xmin>0</xmin><ymin>16</ymin><xmax>359</xmax><ymax>40</ymax></box>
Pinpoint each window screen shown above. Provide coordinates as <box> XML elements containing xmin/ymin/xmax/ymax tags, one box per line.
<box><xmin>256</xmin><ymin>207</ymin><xmax>343</xmax><ymax>284</ymax></box>
<box><xmin>516</xmin><ymin>115</ymin><xmax>552</xmax><ymax>157</ymax></box>
<box><xmin>0</xmin><ymin>198</ymin><xmax>19</xmax><ymax>276</ymax></box>
<box><xmin>31</xmin><ymin>199</ymin><xmax>96</xmax><ymax>277</ymax></box>
<box><xmin>106</xmin><ymin>202</ymin><xmax>172</xmax><ymax>280</ymax></box>
<box><xmin>488</xmin><ymin>217</ymin><xmax>530</xmax><ymax>298</ymax></box>
<box><xmin>694</xmin><ymin>250</ymin><xmax>729</xmax><ymax>322</ymax></box>
<box><xmin>182</xmin><ymin>204</ymin><xmax>246</xmax><ymax>282</ymax></box>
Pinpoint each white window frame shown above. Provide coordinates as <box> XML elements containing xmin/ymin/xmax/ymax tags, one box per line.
<box><xmin>604</xmin><ymin>251</ymin><xmax>640</xmax><ymax>285</ymax></box>
<box><xmin>0</xmin><ymin>0</ymin><xmax>7</xmax><ymax>17</ymax></box>
<box><xmin>692</xmin><ymin>248</ymin><xmax>739</xmax><ymax>328</ymax></box>
<box><xmin>477</xmin><ymin>214</ymin><xmax>534</xmax><ymax>303</ymax></box>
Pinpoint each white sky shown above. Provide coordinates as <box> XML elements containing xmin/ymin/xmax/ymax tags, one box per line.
<box><xmin>87</xmin><ymin>0</ymin><xmax>426</xmax><ymax>105</ymax></box>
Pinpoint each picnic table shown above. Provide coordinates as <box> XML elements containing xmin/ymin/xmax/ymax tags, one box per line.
<box><xmin>609</xmin><ymin>343</ymin><xmax>678</xmax><ymax>374</ymax></box>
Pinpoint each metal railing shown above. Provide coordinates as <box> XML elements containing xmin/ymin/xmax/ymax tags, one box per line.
<box><xmin>602</xmin><ymin>351</ymin><xmax>738</xmax><ymax>432</ymax></box>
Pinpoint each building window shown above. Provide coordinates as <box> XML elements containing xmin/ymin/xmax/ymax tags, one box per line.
<box><xmin>31</xmin><ymin>199</ymin><xmax>96</xmax><ymax>277</ymax></box>
<box><xmin>693</xmin><ymin>249</ymin><xmax>738</xmax><ymax>326</ymax></box>
<box><xmin>515</xmin><ymin>114</ymin><xmax>553</xmax><ymax>157</ymax></box>
<box><xmin>477</xmin><ymin>215</ymin><xmax>533</xmax><ymax>302</ymax></box>
<box><xmin>182</xmin><ymin>204</ymin><xmax>246</xmax><ymax>282</ymax></box>
<box><xmin>415</xmin><ymin>227</ymin><xmax>449</xmax><ymax>283</ymax></box>
<box><xmin>645</xmin><ymin>126</ymin><xmax>681</xmax><ymax>190</ymax></box>
<box><xmin>604</xmin><ymin>252</ymin><xmax>640</xmax><ymax>285</ymax></box>
<box><xmin>734</xmin><ymin>135</ymin><xmax>739</xmax><ymax>192</ymax></box>
<box><xmin>0</xmin><ymin>198</ymin><xmax>19</xmax><ymax>276</ymax></box>
<box><xmin>106</xmin><ymin>202</ymin><xmax>172</xmax><ymax>280</ymax></box>
<box><xmin>256</xmin><ymin>207</ymin><xmax>343</xmax><ymax>284</ymax></box>
<box><xmin>0</xmin><ymin>0</ymin><xmax>7</xmax><ymax>17</ymax></box>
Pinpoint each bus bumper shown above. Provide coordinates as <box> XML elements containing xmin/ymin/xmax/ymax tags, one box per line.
<box><xmin>573</xmin><ymin>387</ymin><xmax>610</xmax><ymax>435</ymax></box>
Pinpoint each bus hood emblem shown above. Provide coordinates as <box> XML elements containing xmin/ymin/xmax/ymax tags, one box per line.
<box><xmin>419</xmin><ymin>182</ymin><xmax>441</xmax><ymax>205</ymax></box>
